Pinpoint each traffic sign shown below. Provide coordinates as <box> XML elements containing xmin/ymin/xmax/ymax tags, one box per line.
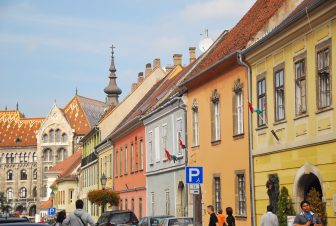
<box><xmin>189</xmin><ymin>184</ymin><xmax>200</xmax><ymax>195</ymax></box>
<box><xmin>186</xmin><ymin>166</ymin><xmax>203</xmax><ymax>184</ymax></box>
<box><xmin>48</xmin><ymin>208</ymin><xmax>57</xmax><ymax>216</ymax></box>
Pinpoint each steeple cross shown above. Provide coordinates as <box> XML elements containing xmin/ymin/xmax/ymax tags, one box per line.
<box><xmin>110</xmin><ymin>45</ymin><xmax>115</xmax><ymax>54</ymax></box>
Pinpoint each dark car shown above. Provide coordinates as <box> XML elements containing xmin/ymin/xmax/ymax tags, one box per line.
<box><xmin>4</xmin><ymin>223</ymin><xmax>48</xmax><ymax>226</ymax></box>
<box><xmin>96</xmin><ymin>210</ymin><xmax>139</xmax><ymax>226</ymax></box>
<box><xmin>0</xmin><ymin>217</ymin><xmax>30</xmax><ymax>224</ymax></box>
<box><xmin>138</xmin><ymin>216</ymin><xmax>173</xmax><ymax>226</ymax></box>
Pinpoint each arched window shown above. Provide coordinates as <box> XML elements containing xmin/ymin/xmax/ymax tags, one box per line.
<box><xmin>19</xmin><ymin>187</ymin><xmax>27</xmax><ymax>198</ymax></box>
<box><xmin>32</xmin><ymin>187</ymin><xmax>37</xmax><ymax>198</ymax></box>
<box><xmin>7</xmin><ymin>188</ymin><xmax>13</xmax><ymax>199</ymax></box>
<box><xmin>33</xmin><ymin>169</ymin><xmax>37</xmax><ymax>180</ymax></box>
<box><xmin>61</xmin><ymin>133</ymin><xmax>68</xmax><ymax>143</ymax></box>
<box><xmin>32</xmin><ymin>152</ymin><xmax>37</xmax><ymax>162</ymax></box>
<box><xmin>6</xmin><ymin>153</ymin><xmax>11</xmax><ymax>163</ymax></box>
<box><xmin>7</xmin><ymin>170</ymin><xmax>13</xmax><ymax>180</ymax></box>
<box><xmin>43</xmin><ymin>134</ymin><xmax>48</xmax><ymax>143</ymax></box>
<box><xmin>57</xmin><ymin>148</ymin><xmax>67</xmax><ymax>161</ymax></box>
<box><xmin>19</xmin><ymin>153</ymin><xmax>24</xmax><ymax>163</ymax></box>
<box><xmin>55</xmin><ymin>129</ymin><xmax>61</xmax><ymax>142</ymax></box>
<box><xmin>43</xmin><ymin>149</ymin><xmax>53</xmax><ymax>162</ymax></box>
<box><xmin>49</xmin><ymin>129</ymin><xmax>55</xmax><ymax>143</ymax></box>
<box><xmin>24</xmin><ymin>153</ymin><xmax>28</xmax><ymax>162</ymax></box>
<box><xmin>20</xmin><ymin>169</ymin><xmax>27</xmax><ymax>180</ymax></box>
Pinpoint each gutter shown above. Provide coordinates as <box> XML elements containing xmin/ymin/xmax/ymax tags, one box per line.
<box><xmin>237</xmin><ymin>51</ymin><xmax>256</xmax><ymax>226</ymax></box>
<box><xmin>243</xmin><ymin>0</ymin><xmax>328</xmax><ymax>55</ymax></box>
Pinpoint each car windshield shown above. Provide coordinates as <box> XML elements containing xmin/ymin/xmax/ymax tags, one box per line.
<box><xmin>168</xmin><ymin>218</ymin><xmax>193</xmax><ymax>226</ymax></box>
<box><xmin>150</xmin><ymin>217</ymin><xmax>166</xmax><ymax>226</ymax></box>
<box><xmin>110</xmin><ymin>212</ymin><xmax>133</xmax><ymax>224</ymax></box>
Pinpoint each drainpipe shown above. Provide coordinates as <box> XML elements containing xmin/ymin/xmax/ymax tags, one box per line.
<box><xmin>237</xmin><ymin>51</ymin><xmax>256</xmax><ymax>226</ymax></box>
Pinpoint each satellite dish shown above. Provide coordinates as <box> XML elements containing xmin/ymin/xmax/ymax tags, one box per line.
<box><xmin>199</xmin><ymin>37</ymin><xmax>214</xmax><ymax>53</ymax></box>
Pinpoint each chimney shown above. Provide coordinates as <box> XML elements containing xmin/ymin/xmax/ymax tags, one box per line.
<box><xmin>189</xmin><ymin>47</ymin><xmax>196</xmax><ymax>63</ymax></box>
<box><xmin>173</xmin><ymin>54</ymin><xmax>182</xmax><ymax>66</ymax></box>
<box><xmin>145</xmin><ymin>63</ymin><xmax>152</xmax><ymax>76</ymax></box>
<box><xmin>131</xmin><ymin>83</ymin><xmax>138</xmax><ymax>92</ymax></box>
<box><xmin>138</xmin><ymin>72</ymin><xmax>144</xmax><ymax>83</ymax></box>
<box><xmin>165</xmin><ymin>65</ymin><xmax>174</xmax><ymax>73</ymax></box>
<box><xmin>153</xmin><ymin>58</ymin><xmax>161</xmax><ymax>69</ymax></box>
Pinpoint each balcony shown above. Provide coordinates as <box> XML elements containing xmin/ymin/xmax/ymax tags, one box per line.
<box><xmin>81</xmin><ymin>152</ymin><xmax>97</xmax><ymax>167</ymax></box>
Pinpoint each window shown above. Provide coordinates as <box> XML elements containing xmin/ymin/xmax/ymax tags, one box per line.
<box><xmin>43</xmin><ymin>149</ymin><xmax>53</xmax><ymax>162</ymax></box>
<box><xmin>155</xmin><ymin>127</ymin><xmax>160</xmax><ymax>162</ymax></box>
<box><xmin>115</xmin><ymin>151</ymin><xmax>118</xmax><ymax>177</ymax></box>
<box><xmin>32</xmin><ymin>187</ymin><xmax>37</xmax><ymax>197</ymax></box>
<box><xmin>43</xmin><ymin>185</ymin><xmax>48</xmax><ymax>197</ymax></box>
<box><xmin>19</xmin><ymin>153</ymin><xmax>24</xmax><ymax>163</ymax></box>
<box><xmin>139</xmin><ymin>139</ymin><xmax>144</xmax><ymax>170</ymax></box>
<box><xmin>131</xmin><ymin>198</ymin><xmax>135</xmax><ymax>212</ymax></box>
<box><xmin>295</xmin><ymin>59</ymin><xmax>307</xmax><ymax>115</ymax></box>
<box><xmin>33</xmin><ymin>169</ymin><xmax>37</xmax><ymax>180</ymax></box>
<box><xmin>7</xmin><ymin>188</ymin><xmax>13</xmax><ymax>199</ymax></box>
<box><xmin>6</xmin><ymin>153</ymin><xmax>10</xmax><ymax>163</ymax></box>
<box><xmin>24</xmin><ymin>153</ymin><xmax>29</xmax><ymax>162</ymax></box>
<box><xmin>211</xmin><ymin>90</ymin><xmax>220</xmax><ymax>141</ymax></box>
<box><xmin>162</xmin><ymin>124</ymin><xmax>167</xmax><ymax>153</ymax></box>
<box><xmin>165</xmin><ymin>191</ymin><xmax>170</xmax><ymax>215</ymax></box>
<box><xmin>20</xmin><ymin>169</ymin><xmax>27</xmax><ymax>180</ymax></box>
<box><xmin>32</xmin><ymin>152</ymin><xmax>37</xmax><ymax>162</ymax></box>
<box><xmin>125</xmin><ymin>199</ymin><xmax>128</xmax><ymax>210</ymax></box>
<box><xmin>61</xmin><ymin>133</ymin><xmax>68</xmax><ymax>143</ymax></box>
<box><xmin>139</xmin><ymin>198</ymin><xmax>143</xmax><ymax>219</ymax></box>
<box><xmin>110</xmin><ymin>153</ymin><xmax>113</xmax><ymax>178</ymax></box>
<box><xmin>148</xmin><ymin>131</ymin><xmax>153</xmax><ymax>164</ymax></box>
<box><xmin>69</xmin><ymin>189</ymin><xmax>74</xmax><ymax>204</ymax></box>
<box><xmin>11</xmin><ymin>153</ymin><xmax>14</xmax><ymax>163</ymax></box>
<box><xmin>43</xmin><ymin>134</ymin><xmax>48</xmax><ymax>143</ymax></box>
<box><xmin>274</xmin><ymin>68</ymin><xmax>285</xmax><ymax>121</ymax></box>
<box><xmin>237</xmin><ymin>174</ymin><xmax>246</xmax><ymax>216</ymax></box>
<box><xmin>55</xmin><ymin>129</ymin><xmax>61</xmax><ymax>142</ymax></box>
<box><xmin>176</xmin><ymin>119</ymin><xmax>183</xmax><ymax>155</ymax></box>
<box><xmin>317</xmin><ymin>45</ymin><xmax>331</xmax><ymax>109</ymax></box>
<box><xmin>233</xmin><ymin>79</ymin><xmax>244</xmax><ymax>135</ymax></box>
<box><xmin>214</xmin><ymin>177</ymin><xmax>221</xmax><ymax>212</ymax></box>
<box><xmin>120</xmin><ymin>199</ymin><xmax>123</xmax><ymax>210</ymax></box>
<box><xmin>57</xmin><ymin>149</ymin><xmax>67</xmax><ymax>161</ymax></box>
<box><xmin>7</xmin><ymin>170</ymin><xmax>13</xmax><ymax>180</ymax></box>
<box><xmin>49</xmin><ymin>129</ymin><xmax>55</xmax><ymax>143</ymax></box>
<box><xmin>124</xmin><ymin>146</ymin><xmax>128</xmax><ymax>174</ymax></box>
<box><xmin>19</xmin><ymin>187</ymin><xmax>27</xmax><ymax>198</ymax></box>
<box><xmin>257</xmin><ymin>78</ymin><xmax>267</xmax><ymax>126</ymax></box>
<box><xmin>151</xmin><ymin>192</ymin><xmax>155</xmax><ymax>216</ymax></box>
<box><xmin>192</xmin><ymin>100</ymin><xmax>199</xmax><ymax>146</ymax></box>
<box><xmin>120</xmin><ymin>149</ymin><xmax>123</xmax><ymax>176</ymax></box>
<box><xmin>131</xmin><ymin>143</ymin><xmax>134</xmax><ymax>173</ymax></box>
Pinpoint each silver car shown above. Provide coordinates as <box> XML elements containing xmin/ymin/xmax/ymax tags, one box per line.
<box><xmin>160</xmin><ymin>217</ymin><xmax>193</xmax><ymax>226</ymax></box>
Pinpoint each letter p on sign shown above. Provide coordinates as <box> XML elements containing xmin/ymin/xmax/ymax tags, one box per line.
<box><xmin>186</xmin><ymin>166</ymin><xmax>203</xmax><ymax>184</ymax></box>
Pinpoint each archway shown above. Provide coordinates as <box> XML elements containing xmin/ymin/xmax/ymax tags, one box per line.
<box><xmin>177</xmin><ymin>181</ymin><xmax>186</xmax><ymax>217</ymax></box>
<box><xmin>298</xmin><ymin>173</ymin><xmax>323</xmax><ymax>200</ymax></box>
<box><xmin>29</xmin><ymin>205</ymin><xmax>36</xmax><ymax>216</ymax></box>
<box><xmin>15</xmin><ymin>205</ymin><xmax>26</xmax><ymax>214</ymax></box>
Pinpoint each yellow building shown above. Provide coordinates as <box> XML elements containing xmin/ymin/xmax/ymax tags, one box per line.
<box><xmin>244</xmin><ymin>0</ymin><xmax>336</xmax><ymax>225</ymax></box>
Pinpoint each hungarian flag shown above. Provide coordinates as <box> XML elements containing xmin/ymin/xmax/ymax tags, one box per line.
<box><xmin>248</xmin><ymin>101</ymin><xmax>262</xmax><ymax>115</ymax></box>
<box><xmin>179</xmin><ymin>133</ymin><xmax>186</xmax><ymax>149</ymax></box>
<box><xmin>165</xmin><ymin>149</ymin><xmax>178</xmax><ymax>163</ymax></box>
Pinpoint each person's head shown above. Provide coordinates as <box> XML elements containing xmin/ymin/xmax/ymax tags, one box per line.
<box><xmin>300</xmin><ymin>200</ymin><xmax>311</xmax><ymax>213</ymax></box>
<box><xmin>76</xmin><ymin>199</ymin><xmax>84</xmax><ymax>209</ymax></box>
<box><xmin>267</xmin><ymin>205</ymin><xmax>273</xmax><ymax>212</ymax></box>
<box><xmin>226</xmin><ymin>207</ymin><xmax>233</xmax><ymax>216</ymax></box>
<box><xmin>207</xmin><ymin>205</ymin><xmax>214</xmax><ymax>214</ymax></box>
<box><xmin>218</xmin><ymin>209</ymin><xmax>223</xmax><ymax>214</ymax></box>
<box><xmin>56</xmin><ymin>210</ymin><xmax>66</xmax><ymax>223</ymax></box>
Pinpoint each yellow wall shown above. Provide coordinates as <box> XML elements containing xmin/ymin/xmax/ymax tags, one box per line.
<box><xmin>55</xmin><ymin>180</ymin><xmax>78</xmax><ymax>214</ymax></box>
<box><xmin>247</xmin><ymin>3</ymin><xmax>336</xmax><ymax>225</ymax></box>
<box><xmin>187</xmin><ymin>65</ymin><xmax>251</xmax><ymax>226</ymax></box>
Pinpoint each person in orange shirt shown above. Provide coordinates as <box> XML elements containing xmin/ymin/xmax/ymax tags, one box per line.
<box><xmin>217</xmin><ymin>209</ymin><xmax>227</xmax><ymax>226</ymax></box>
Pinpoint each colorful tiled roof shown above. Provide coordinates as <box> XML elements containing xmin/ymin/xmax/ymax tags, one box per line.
<box><xmin>0</xmin><ymin>110</ymin><xmax>44</xmax><ymax>147</ymax></box>
<box><xmin>183</xmin><ymin>0</ymin><xmax>287</xmax><ymax>82</ymax></box>
<box><xmin>38</xmin><ymin>198</ymin><xmax>52</xmax><ymax>209</ymax></box>
<box><xmin>63</xmin><ymin>95</ymin><xmax>107</xmax><ymax>135</ymax></box>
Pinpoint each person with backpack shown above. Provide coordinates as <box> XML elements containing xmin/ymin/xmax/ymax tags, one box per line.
<box><xmin>63</xmin><ymin>199</ymin><xmax>95</xmax><ymax>226</ymax></box>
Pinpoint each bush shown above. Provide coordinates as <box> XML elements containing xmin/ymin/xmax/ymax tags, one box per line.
<box><xmin>307</xmin><ymin>187</ymin><xmax>327</xmax><ymax>225</ymax></box>
<box><xmin>277</xmin><ymin>187</ymin><xmax>295</xmax><ymax>226</ymax></box>
<box><xmin>88</xmin><ymin>190</ymin><xmax>119</xmax><ymax>207</ymax></box>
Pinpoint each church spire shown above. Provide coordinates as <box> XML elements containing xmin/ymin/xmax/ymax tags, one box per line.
<box><xmin>104</xmin><ymin>45</ymin><xmax>122</xmax><ymax>106</ymax></box>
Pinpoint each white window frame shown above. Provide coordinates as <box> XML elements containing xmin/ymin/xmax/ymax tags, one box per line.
<box><xmin>236</xmin><ymin>92</ymin><xmax>244</xmax><ymax>134</ymax></box>
<box><xmin>192</xmin><ymin>109</ymin><xmax>199</xmax><ymax>146</ymax></box>
<box><xmin>154</xmin><ymin>127</ymin><xmax>160</xmax><ymax>162</ymax></box>
<box><xmin>214</xmin><ymin>102</ymin><xmax>220</xmax><ymax>140</ymax></box>
<box><xmin>148</xmin><ymin>131</ymin><xmax>153</xmax><ymax>165</ymax></box>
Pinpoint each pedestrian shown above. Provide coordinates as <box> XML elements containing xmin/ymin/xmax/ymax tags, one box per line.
<box><xmin>293</xmin><ymin>200</ymin><xmax>322</xmax><ymax>226</ymax></box>
<box><xmin>225</xmin><ymin>207</ymin><xmax>235</xmax><ymax>226</ymax></box>
<box><xmin>260</xmin><ymin>205</ymin><xmax>279</xmax><ymax>226</ymax></box>
<box><xmin>207</xmin><ymin>205</ymin><xmax>219</xmax><ymax>226</ymax></box>
<box><xmin>216</xmin><ymin>209</ymin><xmax>227</xmax><ymax>226</ymax></box>
<box><xmin>62</xmin><ymin>199</ymin><xmax>95</xmax><ymax>226</ymax></box>
<box><xmin>53</xmin><ymin>210</ymin><xmax>66</xmax><ymax>226</ymax></box>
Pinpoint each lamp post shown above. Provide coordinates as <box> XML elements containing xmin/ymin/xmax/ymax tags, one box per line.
<box><xmin>50</xmin><ymin>191</ymin><xmax>55</xmax><ymax>208</ymax></box>
<box><xmin>100</xmin><ymin>173</ymin><xmax>107</xmax><ymax>213</ymax></box>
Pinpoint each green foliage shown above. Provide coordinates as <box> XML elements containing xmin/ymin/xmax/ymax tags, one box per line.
<box><xmin>0</xmin><ymin>192</ymin><xmax>11</xmax><ymax>214</ymax></box>
<box><xmin>277</xmin><ymin>187</ymin><xmax>295</xmax><ymax>226</ymax></box>
<box><xmin>307</xmin><ymin>187</ymin><xmax>327</xmax><ymax>225</ymax></box>
<box><xmin>88</xmin><ymin>190</ymin><xmax>119</xmax><ymax>207</ymax></box>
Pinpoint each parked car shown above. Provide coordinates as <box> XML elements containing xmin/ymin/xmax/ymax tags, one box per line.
<box><xmin>4</xmin><ymin>223</ymin><xmax>48</xmax><ymax>226</ymax></box>
<box><xmin>0</xmin><ymin>217</ymin><xmax>30</xmax><ymax>224</ymax></box>
<box><xmin>160</xmin><ymin>217</ymin><xmax>193</xmax><ymax>226</ymax></box>
<box><xmin>96</xmin><ymin>210</ymin><xmax>139</xmax><ymax>226</ymax></box>
<box><xmin>138</xmin><ymin>216</ymin><xmax>173</xmax><ymax>226</ymax></box>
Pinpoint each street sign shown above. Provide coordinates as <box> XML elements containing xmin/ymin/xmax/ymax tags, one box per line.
<box><xmin>189</xmin><ymin>184</ymin><xmax>200</xmax><ymax>195</ymax></box>
<box><xmin>186</xmin><ymin>166</ymin><xmax>203</xmax><ymax>184</ymax></box>
<box><xmin>48</xmin><ymin>208</ymin><xmax>56</xmax><ymax>216</ymax></box>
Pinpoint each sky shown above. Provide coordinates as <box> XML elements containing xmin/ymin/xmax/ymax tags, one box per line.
<box><xmin>0</xmin><ymin>0</ymin><xmax>255</xmax><ymax>117</ymax></box>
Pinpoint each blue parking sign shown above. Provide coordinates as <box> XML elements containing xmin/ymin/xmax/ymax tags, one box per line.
<box><xmin>48</xmin><ymin>207</ymin><xmax>57</xmax><ymax>216</ymax></box>
<box><xmin>186</xmin><ymin>166</ymin><xmax>203</xmax><ymax>184</ymax></box>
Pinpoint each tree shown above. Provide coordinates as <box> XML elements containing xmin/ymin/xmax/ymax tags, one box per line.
<box><xmin>88</xmin><ymin>190</ymin><xmax>119</xmax><ymax>207</ymax></box>
<box><xmin>307</xmin><ymin>187</ymin><xmax>327</xmax><ymax>225</ymax></box>
<box><xmin>277</xmin><ymin>187</ymin><xmax>295</xmax><ymax>226</ymax></box>
<box><xmin>0</xmin><ymin>192</ymin><xmax>11</xmax><ymax>214</ymax></box>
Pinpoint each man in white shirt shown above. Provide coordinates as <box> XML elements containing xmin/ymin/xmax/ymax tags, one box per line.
<box><xmin>261</xmin><ymin>205</ymin><xmax>279</xmax><ymax>226</ymax></box>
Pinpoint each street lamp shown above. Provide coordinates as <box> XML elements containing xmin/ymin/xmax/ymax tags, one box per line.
<box><xmin>50</xmin><ymin>191</ymin><xmax>55</xmax><ymax>208</ymax></box>
<box><xmin>100</xmin><ymin>173</ymin><xmax>107</xmax><ymax>213</ymax></box>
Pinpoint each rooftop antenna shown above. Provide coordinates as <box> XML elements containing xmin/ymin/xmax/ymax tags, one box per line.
<box><xmin>5</xmin><ymin>106</ymin><xmax>7</xmax><ymax>111</ymax></box>
<box><xmin>199</xmin><ymin>29</ymin><xmax>214</xmax><ymax>53</ymax></box>
<box><xmin>75</xmin><ymin>87</ymin><xmax>78</xmax><ymax>95</ymax></box>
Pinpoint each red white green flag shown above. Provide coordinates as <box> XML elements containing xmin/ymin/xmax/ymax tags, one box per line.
<box><xmin>165</xmin><ymin>149</ymin><xmax>178</xmax><ymax>163</ymax></box>
<box><xmin>248</xmin><ymin>101</ymin><xmax>262</xmax><ymax>115</ymax></box>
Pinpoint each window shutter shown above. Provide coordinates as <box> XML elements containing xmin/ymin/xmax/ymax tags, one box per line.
<box><xmin>192</xmin><ymin>111</ymin><xmax>196</xmax><ymax>146</ymax></box>
<box><xmin>232</xmin><ymin>93</ymin><xmax>238</xmax><ymax>136</ymax></box>
<box><xmin>210</xmin><ymin>101</ymin><xmax>215</xmax><ymax>141</ymax></box>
